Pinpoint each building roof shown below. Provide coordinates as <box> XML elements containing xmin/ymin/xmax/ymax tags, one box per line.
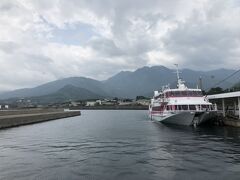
<box><xmin>207</xmin><ymin>91</ymin><xmax>240</xmax><ymax>99</ymax></box>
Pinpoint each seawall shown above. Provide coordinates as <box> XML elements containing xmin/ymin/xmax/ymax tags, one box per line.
<box><xmin>0</xmin><ymin>110</ymin><xmax>80</xmax><ymax>129</ymax></box>
<box><xmin>224</xmin><ymin>118</ymin><xmax>240</xmax><ymax>127</ymax></box>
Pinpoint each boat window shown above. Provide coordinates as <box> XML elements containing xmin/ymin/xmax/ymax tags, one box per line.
<box><xmin>175</xmin><ymin>91</ymin><xmax>180</xmax><ymax>97</ymax></box>
<box><xmin>166</xmin><ymin>90</ymin><xmax>203</xmax><ymax>97</ymax></box>
<box><xmin>202</xmin><ymin>105</ymin><xmax>207</xmax><ymax>109</ymax></box>
<box><xmin>166</xmin><ymin>105</ymin><xmax>170</xmax><ymax>110</ymax></box>
<box><xmin>196</xmin><ymin>91</ymin><xmax>203</xmax><ymax>96</ymax></box>
<box><xmin>172</xmin><ymin>105</ymin><xmax>176</xmax><ymax>111</ymax></box>
<box><xmin>189</xmin><ymin>105</ymin><xmax>196</xmax><ymax>110</ymax></box>
<box><xmin>182</xmin><ymin>105</ymin><xmax>188</xmax><ymax>110</ymax></box>
<box><xmin>178</xmin><ymin>105</ymin><xmax>181</xmax><ymax>110</ymax></box>
<box><xmin>165</xmin><ymin>92</ymin><xmax>168</xmax><ymax>97</ymax></box>
<box><xmin>178</xmin><ymin>105</ymin><xmax>184</xmax><ymax>110</ymax></box>
<box><xmin>188</xmin><ymin>91</ymin><xmax>193</xmax><ymax>96</ymax></box>
<box><xmin>195</xmin><ymin>91</ymin><xmax>201</xmax><ymax>96</ymax></box>
<box><xmin>181</xmin><ymin>91</ymin><xmax>187</xmax><ymax>96</ymax></box>
<box><xmin>152</xmin><ymin>105</ymin><xmax>166</xmax><ymax>111</ymax></box>
<box><xmin>166</xmin><ymin>92</ymin><xmax>170</xmax><ymax>97</ymax></box>
<box><xmin>210</xmin><ymin>105</ymin><xmax>213</xmax><ymax>110</ymax></box>
<box><xmin>152</xmin><ymin>107</ymin><xmax>159</xmax><ymax>111</ymax></box>
<box><xmin>188</xmin><ymin>91</ymin><xmax>203</xmax><ymax>97</ymax></box>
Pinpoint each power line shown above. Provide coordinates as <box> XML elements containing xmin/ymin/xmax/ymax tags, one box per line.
<box><xmin>206</xmin><ymin>68</ymin><xmax>240</xmax><ymax>91</ymax></box>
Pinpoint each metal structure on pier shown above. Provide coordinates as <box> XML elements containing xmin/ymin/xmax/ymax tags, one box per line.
<box><xmin>207</xmin><ymin>91</ymin><xmax>240</xmax><ymax>119</ymax></box>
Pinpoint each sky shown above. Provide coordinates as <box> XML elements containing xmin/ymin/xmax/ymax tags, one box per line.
<box><xmin>0</xmin><ymin>0</ymin><xmax>239</xmax><ymax>91</ymax></box>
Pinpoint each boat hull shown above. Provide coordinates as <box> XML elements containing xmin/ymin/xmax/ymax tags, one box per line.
<box><xmin>150</xmin><ymin>111</ymin><xmax>217</xmax><ymax>126</ymax></box>
<box><xmin>150</xmin><ymin>112</ymin><xmax>195</xmax><ymax>126</ymax></box>
<box><xmin>194</xmin><ymin>111</ymin><xmax>217</xmax><ymax>125</ymax></box>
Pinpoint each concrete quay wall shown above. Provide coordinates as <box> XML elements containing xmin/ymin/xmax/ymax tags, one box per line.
<box><xmin>224</xmin><ymin>118</ymin><xmax>240</xmax><ymax>127</ymax></box>
<box><xmin>0</xmin><ymin>111</ymin><xmax>80</xmax><ymax>129</ymax></box>
<box><xmin>0</xmin><ymin>108</ymin><xmax>63</xmax><ymax>116</ymax></box>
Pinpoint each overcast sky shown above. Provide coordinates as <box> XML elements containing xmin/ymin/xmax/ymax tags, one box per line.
<box><xmin>0</xmin><ymin>0</ymin><xmax>239</xmax><ymax>91</ymax></box>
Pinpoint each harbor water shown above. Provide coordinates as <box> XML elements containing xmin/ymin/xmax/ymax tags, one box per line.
<box><xmin>0</xmin><ymin>110</ymin><xmax>240</xmax><ymax>179</ymax></box>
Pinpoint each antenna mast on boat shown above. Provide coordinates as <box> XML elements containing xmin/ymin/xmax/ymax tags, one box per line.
<box><xmin>174</xmin><ymin>64</ymin><xmax>187</xmax><ymax>89</ymax></box>
<box><xmin>174</xmin><ymin>64</ymin><xmax>180</xmax><ymax>82</ymax></box>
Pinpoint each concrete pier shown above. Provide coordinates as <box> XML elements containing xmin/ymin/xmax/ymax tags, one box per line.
<box><xmin>208</xmin><ymin>91</ymin><xmax>240</xmax><ymax>127</ymax></box>
<box><xmin>224</xmin><ymin>118</ymin><xmax>240</xmax><ymax>127</ymax></box>
<box><xmin>0</xmin><ymin>109</ymin><xmax>80</xmax><ymax>129</ymax></box>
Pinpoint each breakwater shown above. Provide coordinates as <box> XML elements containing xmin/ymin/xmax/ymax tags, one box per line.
<box><xmin>224</xmin><ymin>119</ymin><xmax>240</xmax><ymax>127</ymax></box>
<box><xmin>0</xmin><ymin>109</ymin><xmax>80</xmax><ymax>129</ymax></box>
<box><xmin>207</xmin><ymin>113</ymin><xmax>240</xmax><ymax>127</ymax></box>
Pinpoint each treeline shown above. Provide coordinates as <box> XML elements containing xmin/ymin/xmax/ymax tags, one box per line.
<box><xmin>206</xmin><ymin>82</ymin><xmax>240</xmax><ymax>95</ymax></box>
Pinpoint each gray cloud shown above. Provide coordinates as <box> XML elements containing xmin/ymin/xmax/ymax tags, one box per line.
<box><xmin>0</xmin><ymin>41</ymin><xmax>20</xmax><ymax>53</ymax></box>
<box><xmin>0</xmin><ymin>0</ymin><xmax>239</xmax><ymax>91</ymax></box>
<box><xmin>163</xmin><ymin>1</ymin><xmax>240</xmax><ymax>69</ymax></box>
<box><xmin>88</xmin><ymin>37</ymin><xmax>123</xmax><ymax>57</ymax></box>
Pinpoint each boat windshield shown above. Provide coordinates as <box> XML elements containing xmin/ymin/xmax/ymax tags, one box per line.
<box><xmin>165</xmin><ymin>90</ymin><xmax>202</xmax><ymax>97</ymax></box>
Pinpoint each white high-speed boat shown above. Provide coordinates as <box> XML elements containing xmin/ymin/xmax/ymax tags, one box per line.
<box><xmin>149</xmin><ymin>65</ymin><xmax>217</xmax><ymax>126</ymax></box>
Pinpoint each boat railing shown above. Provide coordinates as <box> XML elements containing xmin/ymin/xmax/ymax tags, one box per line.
<box><xmin>156</xmin><ymin>98</ymin><xmax>169</xmax><ymax>103</ymax></box>
<box><xmin>165</xmin><ymin>109</ymin><xmax>217</xmax><ymax>113</ymax></box>
<box><xmin>165</xmin><ymin>104</ymin><xmax>217</xmax><ymax>113</ymax></box>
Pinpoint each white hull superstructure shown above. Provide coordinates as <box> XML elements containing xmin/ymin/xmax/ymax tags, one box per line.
<box><xmin>149</xmin><ymin>65</ymin><xmax>217</xmax><ymax>126</ymax></box>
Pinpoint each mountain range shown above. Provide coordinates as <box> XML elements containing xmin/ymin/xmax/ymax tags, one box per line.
<box><xmin>0</xmin><ymin>66</ymin><xmax>238</xmax><ymax>104</ymax></box>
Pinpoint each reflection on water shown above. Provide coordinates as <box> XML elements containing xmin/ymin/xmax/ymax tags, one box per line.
<box><xmin>0</xmin><ymin>110</ymin><xmax>240</xmax><ymax>180</ymax></box>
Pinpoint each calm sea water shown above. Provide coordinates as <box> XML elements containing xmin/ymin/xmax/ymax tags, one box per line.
<box><xmin>0</xmin><ymin>110</ymin><xmax>240</xmax><ymax>180</ymax></box>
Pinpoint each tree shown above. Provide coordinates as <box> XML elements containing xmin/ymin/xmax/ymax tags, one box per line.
<box><xmin>231</xmin><ymin>82</ymin><xmax>240</xmax><ymax>92</ymax></box>
<box><xmin>207</xmin><ymin>87</ymin><xmax>224</xmax><ymax>95</ymax></box>
<box><xmin>113</xmin><ymin>97</ymin><xmax>119</xmax><ymax>101</ymax></box>
<box><xmin>136</xmin><ymin>96</ymin><xmax>149</xmax><ymax>101</ymax></box>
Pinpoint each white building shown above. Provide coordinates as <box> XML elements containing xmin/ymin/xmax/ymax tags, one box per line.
<box><xmin>118</xmin><ymin>101</ymin><xmax>133</xmax><ymax>106</ymax></box>
<box><xmin>86</xmin><ymin>101</ymin><xmax>96</xmax><ymax>106</ymax></box>
<box><xmin>96</xmin><ymin>100</ymin><xmax>102</xmax><ymax>105</ymax></box>
<box><xmin>136</xmin><ymin>99</ymin><xmax>150</xmax><ymax>106</ymax></box>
